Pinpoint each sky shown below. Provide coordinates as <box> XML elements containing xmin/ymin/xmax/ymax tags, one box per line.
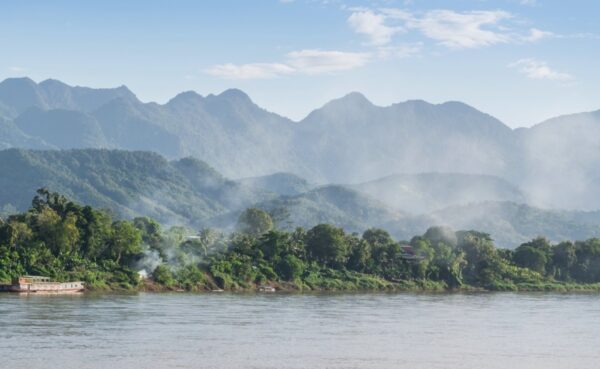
<box><xmin>1</xmin><ymin>0</ymin><xmax>599</xmax><ymax>127</ymax></box>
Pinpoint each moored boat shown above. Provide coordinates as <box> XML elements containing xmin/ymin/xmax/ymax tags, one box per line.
<box><xmin>0</xmin><ymin>276</ymin><xmax>85</xmax><ymax>294</ymax></box>
<box><xmin>258</xmin><ymin>285</ymin><xmax>276</xmax><ymax>292</ymax></box>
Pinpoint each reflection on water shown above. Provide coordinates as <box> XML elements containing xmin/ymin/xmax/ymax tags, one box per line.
<box><xmin>1</xmin><ymin>292</ymin><xmax>599</xmax><ymax>369</ymax></box>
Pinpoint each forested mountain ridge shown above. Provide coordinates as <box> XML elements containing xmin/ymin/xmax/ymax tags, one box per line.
<box><xmin>1</xmin><ymin>77</ymin><xmax>599</xmax><ymax>210</ymax></box>
<box><xmin>0</xmin><ymin>148</ymin><xmax>275</xmax><ymax>225</ymax></box>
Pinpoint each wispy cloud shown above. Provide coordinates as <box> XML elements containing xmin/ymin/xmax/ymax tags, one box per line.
<box><xmin>347</xmin><ymin>9</ymin><xmax>402</xmax><ymax>46</ymax></box>
<box><xmin>522</xmin><ymin>28</ymin><xmax>554</xmax><ymax>42</ymax></box>
<box><xmin>286</xmin><ymin>49</ymin><xmax>370</xmax><ymax>74</ymax></box>
<box><xmin>403</xmin><ymin>10</ymin><xmax>512</xmax><ymax>49</ymax></box>
<box><xmin>509</xmin><ymin>58</ymin><xmax>573</xmax><ymax>81</ymax></box>
<box><xmin>348</xmin><ymin>8</ymin><xmax>553</xmax><ymax>49</ymax></box>
<box><xmin>206</xmin><ymin>63</ymin><xmax>294</xmax><ymax>80</ymax></box>
<box><xmin>348</xmin><ymin>8</ymin><xmax>512</xmax><ymax>49</ymax></box>
<box><xmin>206</xmin><ymin>49</ymin><xmax>370</xmax><ymax>80</ymax></box>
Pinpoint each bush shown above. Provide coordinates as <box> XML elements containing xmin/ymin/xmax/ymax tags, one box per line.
<box><xmin>152</xmin><ymin>265</ymin><xmax>175</xmax><ymax>287</ymax></box>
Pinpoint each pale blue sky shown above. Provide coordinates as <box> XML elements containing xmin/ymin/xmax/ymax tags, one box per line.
<box><xmin>1</xmin><ymin>0</ymin><xmax>598</xmax><ymax>127</ymax></box>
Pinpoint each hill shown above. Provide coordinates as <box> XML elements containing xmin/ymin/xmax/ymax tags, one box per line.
<box><xmin>0</xmin><ymin>148</ymin><xmax>273</xmax><ymax>225</ymax></box>
<box><xmin>391</xmin><ymin>202</ymin><xmax>600</xmax><ymax>248</ymax></box>
<box><xmin>238</xmin><ymin>172</ymin><xmax>314</xmax><ymax>196</ymax></box>
<box><xmin>353</xmin><ymin>172</ymin><xmax>526</xmax><ymax>214</ymax></box>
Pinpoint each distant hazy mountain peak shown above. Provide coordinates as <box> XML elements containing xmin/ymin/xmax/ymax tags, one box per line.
<box><xmin>39</xmin><ymin>78</ymin><xmax>68</xmax><ymax>87</ymax></box>
<box><xmin>529</xmin><ymin>109</ymin><xmax>600</xmax><ymax>131</ymax></box>
<box><xmin>0</xmin><ymin>77</ymin><xmax>47</xmax><ymax>115</ymax></box>
<box><xmin>0</xmin><ymin>76</ymin><xmax>37</xmax><ymax>86</ymax></box>
<box><xmin>328</xmin><ymin>91</ymin><xmax>373</xmax><ymax>108</ymax></box>
<box><xmin>302</xmin><ymin>92</ymin><xmax>374</xmax><ymax>123</ymax></box>
<box><xmin>440</xmin><ymin>100</ymin><xmax>473</xmax><ymax>109</ymax></box>
<box><xmin>392</xmin><ymin>99</ymin><xmax>477</xmax><ymax>112</ymax></box>
<box><xmin>166</xmin><ymin>90</ymin><xmax>204</xmax><ymax>106</ymax></box>
<box><xmin>398</xmin><ymin>98</ymin><xmax>431</xmax><ymax>106</ymax></box>
<box><xmin>218</xmin><ymin>88</ymin><xmax>251</xmax><ymax>101</ymax></box>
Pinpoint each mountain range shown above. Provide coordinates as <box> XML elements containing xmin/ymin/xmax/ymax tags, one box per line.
<box><xmin>1</xmin><ymin>77</ymin><xmax>599</xmax><ymax>210</ymax></box>
<box><xmin>1</xmin><ymin>77</ymin><xmax>600</xmax><ymax>246</ymax></box>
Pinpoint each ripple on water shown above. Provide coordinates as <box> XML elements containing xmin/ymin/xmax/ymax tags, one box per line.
<box><xmin>1</xmin><ymin>292</ymin><xmax>599</xmax><ymax>369</ymax></box>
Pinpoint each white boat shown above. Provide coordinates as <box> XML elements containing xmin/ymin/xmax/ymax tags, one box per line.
<box><xmin>0</xmin><ymin>276</ymin><xmax>85</xmax><ymax>294</ymax></box>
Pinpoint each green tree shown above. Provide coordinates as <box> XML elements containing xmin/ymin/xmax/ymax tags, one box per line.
<box><xmin>196</xmin><ymin>228</ymin><xmax>223</xmax><ymax>256</ymax></box>
<box><xmin>237</xmin><ymin>208</ymin><xmax>274</xmax><ymax>236</ymax></box>
<box><xmin>34</xmin><ymin>207</ymin><xmax>80</xmax><ymax>256</ymax></box>
<box><xmin>423</xmin><ymin>226</ymin><xmax>457</xmax><ymax>248</ymax></box>
<box><xmin>457</xmin><ymin>231</ymin><xmax>498</xmax><ymax>285</ymax></box>
<box><xmin>346</xmin><ymin>235</ymin><xmax>371</xmax><ymax>272</ymax></box>
<box><xmin>517</xmin><ymin>237</ymin><xmax>552</xmax><ymax>274</ymax></box>
<box><xmin>572</xmin><ymin>239</ymin><xmax>600</xmax><ymax>283</ymax></box>
<box><xmin>108</xmin><ymin>221</ymin><xmax>142</xmax><ymax>264</ymax></box>
<box><xmin>152</xmin><ymin>264</ymin><xmax>175</xmax><ymax>287</ymax></box>
<box><xmin>79</xmin><ymin>206</ymin><xmax>112</xmax><ymax>260</ymax></box>
<box><xmin>259</xmin><ymin>230</ymin><xmax>290</xmax><ymax>261</ymax></box>
<box><xmin>513</xmin><ymin>245</ymin><xmax>547</xmax><ymax>275</ymax></box>
<box><xmin>362</xmin><ymin>228</ymin><xmax>394</xmax><ymax>248</ymax></box>
<box><xmin>552</xmin><ymin>241</ymin><xmax>577</xmax><ymax>280</ymax></box>
<box><xmin>276</xmin><ymin>254</ymin><xmax>304</xmax><ymax>280</ymax></box>
<box><xmin>305</xmin><ymin>224</ymin><xmax>348</xmax><ymax>268</ymax></box>
<box><xmin>411</xmin><ymin>237</ymin><xmax>434</xmax><ymax>279</ymax></box>
<box><xmin>363</xmin><ymin>228</ymin><xmax>395</xmax><ymax>272</ymax></box>
<box><xmin>134</xmin><ymin>217</ymin><xmax>162</xmax><ymax>250</ymax></box>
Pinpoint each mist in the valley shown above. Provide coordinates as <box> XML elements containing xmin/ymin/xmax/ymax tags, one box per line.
<box><xmin>121</xmin><ymin>94</ymin><xmax>600</xmax><ymax>250</ymax></box>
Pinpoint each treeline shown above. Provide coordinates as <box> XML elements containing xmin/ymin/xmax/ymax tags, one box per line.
<box><xmin>206</xmin><ymin>208</ymin><xmax>600</xmax><ymax>291</ymax></box>
<box><xmin>0</xmin><ymin>189</ymin><xmax>143</xmax><ymax>288</ymax></box>
<box><xmin>1</xmin><ymin>190</ymin><xmax>600</xmax><ymax>291</ymax></box>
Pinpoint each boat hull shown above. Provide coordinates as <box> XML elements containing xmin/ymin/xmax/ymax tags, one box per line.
<box><xmin>0</xmin><ymin>282</ymin><xmax>85</xmax><ymax>294</ymax></box>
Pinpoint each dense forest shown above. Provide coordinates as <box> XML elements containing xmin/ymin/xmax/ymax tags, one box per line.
<box><xmin>1</xmin><ymin>190</ymin><xmax>600</xmax><ymax>292</ymax></box>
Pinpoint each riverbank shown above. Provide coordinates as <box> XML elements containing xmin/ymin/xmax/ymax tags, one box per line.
<box><xmin>4</xmin><ymin>191</ymin><xmax>600</xmax><ymax>297</ymax></box>
<box><xmin>114</xmin><ymin>273</ymin><xmax>600</xmax><ymax>294</ymax></box>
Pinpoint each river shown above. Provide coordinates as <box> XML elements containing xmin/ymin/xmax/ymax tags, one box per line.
<box><xmin>0</xmin><ymin>292</ymin><xmax>599</xmax><ymax>369</ymax></box>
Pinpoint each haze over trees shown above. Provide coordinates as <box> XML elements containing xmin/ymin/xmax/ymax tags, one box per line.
<box><xmin>1</xmin><ymin>149</ymin><xmax>600</xmax><ymax>248</ymax></box>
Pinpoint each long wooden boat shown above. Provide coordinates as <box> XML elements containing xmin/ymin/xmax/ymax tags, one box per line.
<box><xmin>0</xmin><ymin>276</ymin><xmax>85</xmax><ymax>294</ymax></box>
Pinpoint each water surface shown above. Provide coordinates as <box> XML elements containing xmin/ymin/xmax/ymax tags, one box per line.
<box><xmin>1</xmin><ymin>292</ymin><xmax>598</xmax><ymax>369</ymax></box>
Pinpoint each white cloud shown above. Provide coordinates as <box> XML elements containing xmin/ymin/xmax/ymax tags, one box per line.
<box><xmin>509</xmin><ymin>58</ymin><xmax>573</xmax><ymax>81</ymax></box>
<box><xmin>523</xmin><ymin>28</ymin><xmax>554</xmax><ymax>42</ymax></box>
<box><xmin>206</xmin><ymin>63</ymin><xmax>294</xmax><ymax>80</ymax></box>
<box><xmin>349</xmin><ymin>8</ymin><xmax>553</xmax><ymax>50</ymax></box>
<box><xmin>347</xmin><ymin>9</ymin><xmax>402</xmax><ymax>46</ymax></box>
<box><xmin>398</xmin><ymin>9</ymin><xmax>513</xmax><ymax>49</ymax></box>
<box><xmin>206</xmin><ymin>50</ymin><xmax>370</xmax><ymax>80</ymax></box>
<box><xmin>286</xmin><ymin>49</ymin><xmax>370</xmax><ymax>74</ymax></box>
